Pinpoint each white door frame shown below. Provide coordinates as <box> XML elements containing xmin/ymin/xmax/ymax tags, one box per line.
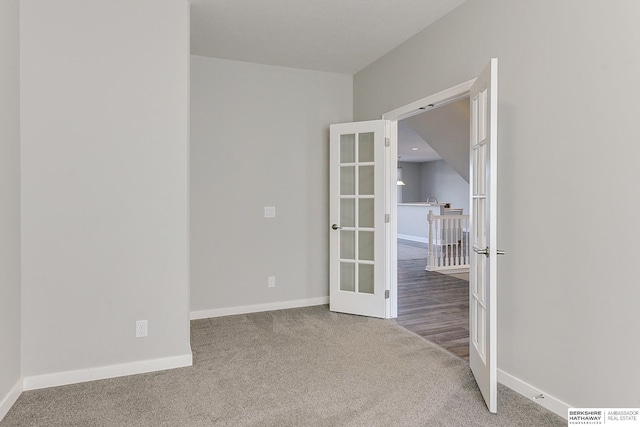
<box><xmin>381</xmin><ymin>78</ymin><xmax>475</xmax><ymax>318</ymax></box>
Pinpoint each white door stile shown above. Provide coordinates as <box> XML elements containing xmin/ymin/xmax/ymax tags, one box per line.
<box><xmin>386</xmin><ymin>120</ymin><xmax>398</xmax><ymax>318</ymax></box>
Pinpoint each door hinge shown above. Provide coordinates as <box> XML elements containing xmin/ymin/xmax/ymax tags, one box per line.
<box><xmin>385</xmin><ymin>213</ymin><xmax>390</xmax><ymax>223</ymax></box>
<box><xmin>385</xmin><ymin>137</ymin><xmax>390</xmax><ymax>147</ymax></box>
<box><xmin>385</xmin><ymin>290</ymin><xmax>390</xmax><ymax>299</ymax></box>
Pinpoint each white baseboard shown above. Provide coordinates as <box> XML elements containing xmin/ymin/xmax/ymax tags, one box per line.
<box><xmin>397</xmin><ymin>234</ymin><xmax>428</xmax><ymax>243</ymax></box>
<box><xmin>425</xmin><ymin>266</ymin><xmax>469</xmax><ymax>274</ymax></box>
<box><xmin>190</xmin><ymin>296</ymin><xmax>329</xmax><ymax>320</ymax></box>
<box><xmin>498</xmin><ymin>369</ymin><xmax>570</xmax><ymax>420</ymax></box>
<box><xmin>23</xmin><ymin>353</ymin><xmax>192</xmax><ymax>391</ymax></box>
<box><xmin>0</xmin><ymin>378</ymin><xmax>23</xmax><ymax>422</ymax></box>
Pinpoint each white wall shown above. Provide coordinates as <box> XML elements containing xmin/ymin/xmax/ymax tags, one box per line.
<box><xmin>0</xmin><ymin>0</ymin><xmax>22</xmax><ymax>416</ymax></box>
<box><xmin>420</xmin><ymin>160</ymin><xmax>469</xmax><ymax>214</ymax></box>
<box><xmin>191</xmin><ymin>56</ymin><xmax>352</xmax><ymax>314</ymax></box>
<box><xmin>355</xmin><ymin>0</ymin><xmax>640</xmax><ymax>408</ymax></box>
<box><xmin>20</xmin><ymin>0</ymin><xmax>191</xmax><ymax>380</ymax></box>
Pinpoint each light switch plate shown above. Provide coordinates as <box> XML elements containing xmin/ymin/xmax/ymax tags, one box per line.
<box><xmin>264</xmin><ymin>206</ymin><xmax>276</xmax><ymax>218</ymax></box>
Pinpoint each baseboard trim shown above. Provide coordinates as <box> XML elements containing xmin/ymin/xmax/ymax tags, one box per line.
<box><xmin>190</xmin><ymin>296</ymin><xmax>329</xmax><ymax>320</ymax></box>
<box><xmin>23</xmin><ymin>353</ymin><xmax>193</xmax><ymax>391</ymax></box>
<box><xmin>425</xmin><ymin>266</ymin><xmax>469</xmax><ymax>273</ymax></box>
<box><xmin>498</xmin><ymin>369</ymin><xmax>570</xmax><ymax>420</ymax></box>
<box><xmin>0</xmin><ymin>378</ymin><xmax>23</xmax><ymax>421</ymax></box>
<box><xmin>397</xmin><ymin>234</ymin><xmax>428</xmax><ymax>243</ymax></box>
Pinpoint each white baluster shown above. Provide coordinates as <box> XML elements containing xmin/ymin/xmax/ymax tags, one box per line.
<box><xmin>464</xmin><ymin>216</ymin><xmax>469</xmax><ymax>264</ymax></box>
<box><xmin>453</xmin><ymin>218</ymin><xmax>457</xmax><ymax>265</ymax></box>
<box><xmin>427</xmin><ymin>210</ymin><xmax>435</xmax><ymax>269</ymax></box>
<box><xmin>445</xmin><ymin>218</ymin><xmax>450</xmax><ymax>266</ymax></box>
<box><xmin>449</xmin><ymin>217</ymin><xmax>453</xmax><ymax>266</ymax></box>
<box><xmin>439</xmin><ymin>217</ymin><xmax>444</xmax><ymax>267</ymax></box>
<box><xmin>436</xmin><ymin>216</ymin><xmax>441</xmax><ymax>266</ymax></box>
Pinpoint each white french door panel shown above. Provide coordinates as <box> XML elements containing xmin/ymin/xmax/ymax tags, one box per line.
<box><xmin>469</xmin><ymin>58</ymin><xmax>499</xmax><ymax>413</ymax></box>
<box><xmin>329</xmin><ymin>120</ymin><xmax>388</xmax><ymax>318</ymax></box>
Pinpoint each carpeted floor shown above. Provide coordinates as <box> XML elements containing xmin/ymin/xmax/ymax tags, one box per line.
<box><xmin>1</xmin><ymin>306</ymin><xmax>565</xmax><ymax>426</ymax></box>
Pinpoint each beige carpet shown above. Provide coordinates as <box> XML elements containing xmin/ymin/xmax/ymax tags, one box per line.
<box><xmin>2</xmin><ymin>306</ymin><xmax>564</xmax><ymax>426</ymax></box>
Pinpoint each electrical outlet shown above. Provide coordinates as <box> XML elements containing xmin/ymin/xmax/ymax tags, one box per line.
<box><xmin>268</xmin><ymin>276</ymin><xmax>276</xmax><ymax>288</ymax></box>
<box><xmin>136</xmin><ymin>320</ymin><xmax>148</xmax><ymax>338</ymax></box>
<box><xmin>264</xmin><ymin>206</ymin><xmax>276</xmax><ymax>218</ymax></box>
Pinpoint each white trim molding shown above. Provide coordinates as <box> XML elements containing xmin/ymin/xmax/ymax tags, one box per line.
<box><xmin>23</xmin><ymin>353</ymin><xmax>192</xmax><ymax>391</ymax></box>
<box><xmin>0</xmin><ymin>379</ymin><xmax>23</xmax><ymax>421</ymax></box>
<box><xmin>498</xmin><ymin>369</ymin><xmax>571</xmax><ymax>420</ymax></box>
<box><xmin>382</xmin><ymin>78</ymin><xmax>476</xmax><ymax>121</ymax></box>
<box><xmin>191</xmin><ymin>296</ymin><xmax>329</xmax><ymax>320</ymax></box>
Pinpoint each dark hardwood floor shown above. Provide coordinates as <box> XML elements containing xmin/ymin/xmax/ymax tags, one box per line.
<box><xmin>396</xmin><ymin>246</ymin><xmax>470</xmax><ymax>361</ymax></box>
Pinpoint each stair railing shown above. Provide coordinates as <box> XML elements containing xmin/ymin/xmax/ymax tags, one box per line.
<box><xmin>426</xmin><ymin>210</ymin><xmax>470</xmax><ymax>271</ymax></box>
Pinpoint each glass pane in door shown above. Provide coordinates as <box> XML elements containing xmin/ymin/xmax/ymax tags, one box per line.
<box><xmin>358</xmin><ymin>231</ymin><xmax>374</xmax><ymax>261</ymax></box>
<box><xmin>341</xmin><ymin>134</ymin><xmax>355</xmax><ymax>163</ymax></box>
<box><xmin>340</xmin><ymin>230</ymin><xmax>355</xmax><ymax>259</ymax></box>
<box><xmin>340</xmin><ymin>262</ymin><xmax>355</xmax><ymax>292</ymax></box>
<box><xmin>358</xmin><ymin>132</ymin><xmax>374</xmax><ymax>162</ymax></box>
<box><xmin>358</xmin><ymin>199</ymin><xmax>374</xmax><ymax>228</ymax></box>
<box><xmin>359</xmin><ymin>165</ymin><xmax>374</xmax><ymax>195</ymax></box>
<box><xmin>341</xmin><ymin>166</ymin><xmax>355</xmax><ymax>195</ymax></box>
<box><xmin>340</xmin><ymin>198</ymin><xmax>355</xmax><ymax>228</ymax></box>
<box><xmin>358</xmin><ymin>264</ymin><xmax>374</xmax><ymax>294</ymax></box>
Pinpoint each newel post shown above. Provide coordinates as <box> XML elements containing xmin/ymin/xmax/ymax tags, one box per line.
<box><xmin>427</xmin><ymin>210</ymin><xmax>435</xmax><ymax>269</ymax></box>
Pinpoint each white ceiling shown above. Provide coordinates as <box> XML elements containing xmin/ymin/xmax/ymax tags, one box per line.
<box><xmin>190</xmin><ymin>0</ymin><xmax>467</xmax><ymax>74</ymax></box>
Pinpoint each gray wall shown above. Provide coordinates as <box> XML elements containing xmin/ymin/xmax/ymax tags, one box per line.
<box><xmin>190</xmin><ymin>56</ymin><xmax>352</xmax><ymax>313</ymax></box>
<box><xmin>397</xmin><ymin>162</ymin><xmax>422</xmax><ymax>202</ymax></box>
<box><xmin>399</xmin><ymin>160</ymin><xmax>469</xmax><ymax>213</ymax></box>
<box><xmin>0</xmin><ymin>0</ymin><xmax>21</xmax><ymax>411</ymax></box>
<box><xmin>420</xmin><ymin>160</ymin><xmax>469</xmax><ymax>214</ymax></box>
<box><xmin>20</xmin><ymin>0</ymin><xmax>192</xmax><ymax>378</ymax></box>
<box><xmin>405</xmin><ymin>100</ymin><xmax>470</xmax><ymax>183</ymax></box>
<box><xmin>355</xmin><ymin>0</ymin><xmax>640</xmax><ymax>407</ymax></box>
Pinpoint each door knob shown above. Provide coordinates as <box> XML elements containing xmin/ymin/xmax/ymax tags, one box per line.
<box><xmin>473</xmin><ymin>246</ymin><xmax>489</xmax><ymax>256</ymax></box>
<box><xmin>473</xmin><ymin>246</ymin><xmax>506</xmax><ymax>257</ymax></box>
<box><xmin>332</xmin><ymin>224</ymin><xmax>341</xmax><ymax>230</ymax></box>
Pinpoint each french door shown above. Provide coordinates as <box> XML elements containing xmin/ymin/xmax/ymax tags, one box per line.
<box><xmin>469</xmin><ymin>58</ymin><xmax>500</xmax><ymax>413</ymax></box>
<box><xmin>329</xmin><ymin>120</ymin><xmax>389</xmax><ymax>318</ymax></box>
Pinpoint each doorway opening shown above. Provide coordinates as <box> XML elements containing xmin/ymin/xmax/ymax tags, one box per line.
<box><xmin>382</xmin><ymin>61</ymin><xmax>499</xmax><ymax>412</ymax></box>
<box><xmin>331</xmin><ymin>60</ymin><xmax>499</xmax><ymax>412</ymax></box>
<box><xmin>382</xmin><ymin>80</ymin><xmax>474</xmax><ymax>359</ymax></box>
<box><xmin>394</xmin><ymin>99</ymin><xmax>471</xmax><ymax>360</ymax></box>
